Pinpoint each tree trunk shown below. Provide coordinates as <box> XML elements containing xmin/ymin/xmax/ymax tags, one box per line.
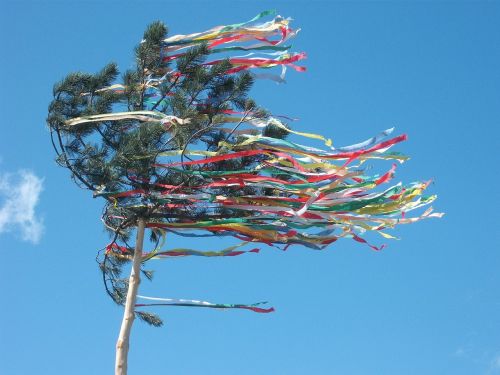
<box><xmin>115</xmin><ymin>218</ymin><xmax>146</xmax><ymax>375</ymax></box>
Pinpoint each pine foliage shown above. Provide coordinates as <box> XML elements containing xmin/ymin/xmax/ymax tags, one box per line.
<box><xmin>47</xmin><ymin>21</ymin><xmax>287</xmax><ymax>326</ymax></box>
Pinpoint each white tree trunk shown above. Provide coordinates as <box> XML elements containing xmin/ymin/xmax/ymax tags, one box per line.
<box><xmin>115</xmin><ymin>218</ymin><xmax>146</xmax><ymax>375</ymax></box>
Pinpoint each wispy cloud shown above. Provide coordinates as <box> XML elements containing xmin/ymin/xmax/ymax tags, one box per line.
<box><xmin>454</xmin><ymin>345</ymin><xmax>500</xmax><ymax>375</ymax></box>
<box><xmin>455</xmin><ymin>347</ymin><xmax>468</xmax><ymax>357</ymax></box>
<box><xmin>490</xmin><ymin>354</ymin><xmax>500</xmax><ymax>373</ymax></box>
<box><xmin>0</xmin><ymin>170</ymin><xmax>44</xmax><ymax>244</ymax></box>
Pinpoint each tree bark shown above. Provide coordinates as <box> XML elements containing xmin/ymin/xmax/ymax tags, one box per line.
<box><xmin>115</xmin><ymin>218</ymin><xmax>146</xmax><ymax>375</ymax></box>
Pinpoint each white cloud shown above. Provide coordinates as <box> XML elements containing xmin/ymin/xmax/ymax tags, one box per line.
<box><xmin>0</xmin><ymin>170</ymin><xmax>44</xmax><ymax>244</ymax></box>
<box><xmin>455</xmin><ymin>347</ymin><xmax>467</xmax><ymax>357</ymax></box>
<box><xmin>491</xmin><ymin>354</ymin><xmax>500</xmax><ymax>371</ymax></box>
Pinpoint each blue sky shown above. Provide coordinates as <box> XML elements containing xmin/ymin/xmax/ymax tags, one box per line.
<box><xmin>0</xmin><ymin>1</ymin><xmax>499</xmax><ymax>374</ymax></box>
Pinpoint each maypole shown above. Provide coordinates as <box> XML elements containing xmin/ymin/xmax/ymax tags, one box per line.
<box><xmin>47</xmin><ymin>11</ymin><xmax>442</xmax><ymax>375</ymax></box>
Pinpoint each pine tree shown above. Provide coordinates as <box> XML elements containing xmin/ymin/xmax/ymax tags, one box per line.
<box><xmin>47</xmin><ymin>19</ymin><xmax>291</xmax><ymax>375</ymax></box>
<box><xmin>47</xmin><ymin>13</ymin><xmax>441</xmax><ymax>375</ymax></box>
